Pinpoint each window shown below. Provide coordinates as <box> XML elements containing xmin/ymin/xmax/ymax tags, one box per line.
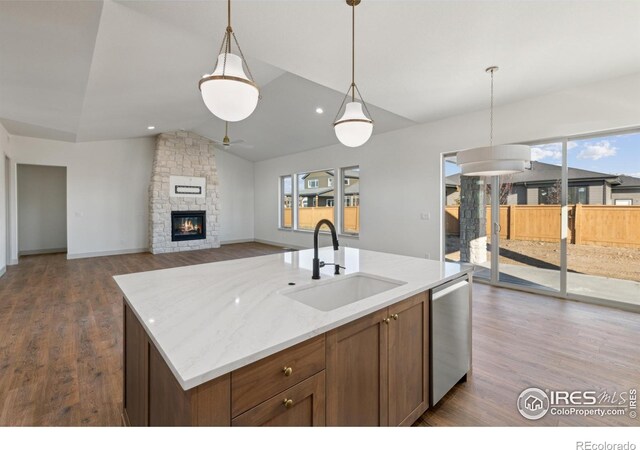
<box><xmin>279</xmin><ymin>167</ymin><xmax>358</xmax><ymax>235</ymax></box>
<box><xmin>538</xmin><ymin>183</ymin><xmax>561</xmax><ymax>205</ymax></box>
<box><xmin>568</xmin><ymin>186</ymin><xmax>588</xmax><ymax>204</ymax></box>
<box><xmin>280</xmin><ymin>175</ymin><xmax>292</xmax><ymax>229</ymax></box>
<box><xmin>537</xmin><ymin>183</ymin><xmax>588</xmax><ymax>205</ymax></box>
<box><xmin>341</xmin><ymin>166</ymin><xmax>360</xmax><ymax>235</ymax></box>
<box><xmin>297</xmin><ymin>170</ymin><xmax>335</xmax><ymax>230</ymax></box>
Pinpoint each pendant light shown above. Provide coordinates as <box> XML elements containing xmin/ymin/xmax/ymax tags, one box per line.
<box><xmin>457</xmin><ymin>67</ymin><xmax>530</xmax><ymax>176</ymax></box>
<box><xmin>333</xmin><ymin>0</ymin><xmax>373</xmax><ymax>148</ymax></box>
<box><xmin>199</xmin><ymin>0</ymin><xmax>259</xmax><ymax>122</ymax></box>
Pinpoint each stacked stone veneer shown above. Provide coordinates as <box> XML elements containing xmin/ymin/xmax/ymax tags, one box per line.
<box><xmin>149</xmin><ymin>131</ymin><xmax>220</xmax><ymax>254</ymax></box>
<box><xmin>459</xmin><ymin>175</ymin><xmax>487</xmax><ymax>264</ymax></box>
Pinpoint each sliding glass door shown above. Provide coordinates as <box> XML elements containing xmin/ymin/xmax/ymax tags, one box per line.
<box><xmin>564</xmin><ymin>131</ymin><xmax>640</xmax><ymax>307</ymax></box>
<box><xmin>442</xmin><ymin>128</ymin><xmax>640</xmax><ymax>309</ymax></box>
<box><xmin>495</xmin><ymin>141</ymin><xmax>564</xmax><ymax>293</ymax></box>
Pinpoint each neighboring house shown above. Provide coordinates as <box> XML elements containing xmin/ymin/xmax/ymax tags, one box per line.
<box><xmin>446</xmin><ymin>161</ymin><xmax>640</xmax><ymax>205</ymax></box>
<box><xmin>298</xmin><ymin>170</ymin><xmax>360</xmax><ymax>207</ymax></box>
<box><xmin>611</xmin><ymin>175</ymin><xmax>640</xmax><ymax>205</ymax></box>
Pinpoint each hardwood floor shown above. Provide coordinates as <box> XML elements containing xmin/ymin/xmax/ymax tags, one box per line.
<box><xmin>0</xmin><ymin>243</ymin><xmax>638</xmax><ymax>426</ymax></box>
<box><xmin>0</xmin><ymin>243</ymin><xmax>287</xmax><ymax>426</ymax></box>
<box><xmin>416</xmin><ymin>284</ymin><xmax>640</xmax><ymax>426</ymax></box>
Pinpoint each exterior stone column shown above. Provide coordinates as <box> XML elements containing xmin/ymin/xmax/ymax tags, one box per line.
<box><xmin>459</xmin><ymin>176</ymin><xmax>487</xmax><ymax>264</ymax></box>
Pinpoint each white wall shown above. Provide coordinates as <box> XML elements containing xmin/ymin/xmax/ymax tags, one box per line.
<box><xmin>17</xmin><ymin>164</ymin><xmax>67</xmax><ymax>254</ymax></box>
<box><xmin>215</xmin><ymin>149</ymin><xmax>255</xmax><ymax>243</ymax></box>
<box><xmin>3</xmin><ymin>134</ymin><xmax>255</xmax><ymax>262</ymax></box>
<box><xmin>7</xmin><ymin>136</ymin><xmax>155</xmax><ymax>260</ymax></box>
<box><xmin>254</xmin><ymin>72</ymin><xmax>640</xmax><ymax>259</ymax></box>
<box><xmin>0</xmin><ymin>122</ymin><xmax>9</xmax><ymax>276</ymax></box>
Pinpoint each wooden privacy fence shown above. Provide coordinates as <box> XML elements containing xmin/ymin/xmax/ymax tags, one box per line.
<box><xmin>283</xmin><ymin>207</ymin><xmax>360</xmax><ymax>233</ymax></box>
<box><xmin>445</xmin><ymin>204</ymin><xmax>640</xmax><ymax>248</ymax></box>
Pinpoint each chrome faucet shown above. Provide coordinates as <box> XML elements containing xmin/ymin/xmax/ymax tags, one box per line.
<box><xmin>312</xmin><ymin>219</ymin><xmax>342</xmax><ymax>280</ymax></box>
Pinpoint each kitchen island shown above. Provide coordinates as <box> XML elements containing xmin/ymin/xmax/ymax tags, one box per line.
<box><xmin>114</xmin><ymin>247</ymin><xmax>473</xmax><ymax>426</ymax></box>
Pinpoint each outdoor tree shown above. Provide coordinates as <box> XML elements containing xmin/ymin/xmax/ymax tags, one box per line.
<box><xmin>485</xmin><ymin>175</ymin><xmax>513</xmax><ymax>205</ymax></box>
<box><xmin>545</xmin><ymin>179</ymin><xmax>562</xmax><ymax>204</ymax></box>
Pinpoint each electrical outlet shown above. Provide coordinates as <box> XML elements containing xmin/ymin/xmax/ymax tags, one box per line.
<box><xmin>420</xmin><ymin>212</ymin><xmax>431</xmax><ymax>220</ymax></box>
<box><xmin>425</xmin><ymin>253</ymin><xmax>430</xmax><ymax>259</ymax></box>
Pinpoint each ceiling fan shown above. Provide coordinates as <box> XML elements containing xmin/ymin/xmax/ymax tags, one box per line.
<box><xmin>212</xmin><ymin>122</ymin><xmax>253</xmax><ymax>151</ymax></box>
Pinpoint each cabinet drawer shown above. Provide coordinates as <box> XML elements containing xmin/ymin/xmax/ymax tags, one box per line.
<box><xmin>232</xmin><ymin>371</ymin><xmax>325</xmax><ymax>427</ymax></box>
<box><xmin>231</xmin><ymin>335</ymin><xmax>325</xmax><ymax>417</ymax></box>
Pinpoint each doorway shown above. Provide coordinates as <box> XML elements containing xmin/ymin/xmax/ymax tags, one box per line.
<box><xmin>16</xmin><ymin>164</ymin><xmax>67</xmax><ymax>256</ymax></box>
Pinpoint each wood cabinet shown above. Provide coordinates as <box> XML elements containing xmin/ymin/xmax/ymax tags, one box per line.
<box><xmin>232</xmin><ymin>372</ymin><xmax>325</xmax><ymax>427</ymax></box>
<box><xmin>123</xmin><ymin>288</ymin><xmax>439</xmax><ymax>427</ymax></box>
<box><xmin>326</xmin><ymin>308</ymin><xmax>389</xmax><ymax>426</ymax></box>
<box><xmin>388</xmin><ymin>292</ymin><xmax>429</xmax><ymax>426</ymax></box>
<box><xmin>231</xmin><ymin>336</ymin><xmax>325</xmax><ymax>417</ymax></box>
<box><xmin>326</xmin><ymin>292</ymin><xmax>429</xmax><ymax>426</ymax></box>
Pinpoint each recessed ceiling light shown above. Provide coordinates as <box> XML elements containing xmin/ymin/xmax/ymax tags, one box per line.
<box><xmin>316</xmin><ymin>107</ymin><xmax>324</xmax><ymax>114</ymax></box>
<box><xmin>147</xmin><ymin>125</ymin><xmax>156</xmax><ymax>130</ymax></box>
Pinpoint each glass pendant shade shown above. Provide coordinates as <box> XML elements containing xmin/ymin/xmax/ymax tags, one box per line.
<box><xmin>334</xmin><ymin>102</ymin><xmax>373</xmax><ymax>148</ymax></box>
<box><xmin>199</xmin><ymin>53</ymin><xmax>259</xmax><ymax>122</ymax></box>
<box><xmin>457</xmin><ymin>144</ymin><xmax>531</xmax><ymax>176</ymax></box>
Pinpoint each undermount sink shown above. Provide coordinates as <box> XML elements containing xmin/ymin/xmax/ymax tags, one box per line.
<box><xmin>283</xmin><ymin>273</ymin><xmax>407</xmax><ymax>312</ymax></box>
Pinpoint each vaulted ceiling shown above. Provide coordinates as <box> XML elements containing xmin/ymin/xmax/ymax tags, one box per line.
<box><xmin>1</xmin><ymin>0</ymin><xmax>639</xmax><ymax>161</ymax></box>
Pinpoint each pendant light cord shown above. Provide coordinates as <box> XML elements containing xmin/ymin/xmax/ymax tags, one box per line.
<box><xmin>490</xmin><ymin>68</ymin><xmax>494</xmax><ymax>148</ymax></box>
<box><xmin>226</xmin><ymin>0</ymin><xmax>232</xmax><ymax>53</ymax></box>
<box><xmin>351</xmin><ymin>1</ymin><xmax>355</xmax><ymax>101</ymax></box>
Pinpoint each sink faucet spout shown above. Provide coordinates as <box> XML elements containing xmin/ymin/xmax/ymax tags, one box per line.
<box><xmin>312</xmin><ymin>219</ymin><xmax>339</xmax><ymax>280</ymax></box>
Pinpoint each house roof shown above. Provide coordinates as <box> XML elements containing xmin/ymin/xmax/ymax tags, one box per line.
<box><xmin>445</xmin><ymin>161</ymin><xmax>626</xmax><ymax>186</ymax></box>
<box><xmin>298</xmin><ymin>187</ymin><xmax>333</xmax><ymax>197</ymax></box>
<box><xmin>616</xmin><ymin>175</ymin><xmax>640</xmax><ymax>189</ymax></box>
<box><xmin>300</xmin><ymin>171</ymin><xmax>334</xmax><ymax>180</ymax></box>
<box><xmin>298</xmin><ymin>182</ymin><xmax>359</xmax><ymax>198</ymax></box>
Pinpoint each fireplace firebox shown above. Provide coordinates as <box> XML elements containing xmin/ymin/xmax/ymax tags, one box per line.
<box><xmin>171</xmin><ymin>211</ymin><xmax>206</xmax><ymax>242</ymax></box>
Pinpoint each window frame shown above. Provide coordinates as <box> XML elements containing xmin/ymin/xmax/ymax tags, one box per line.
<box><xmin>279</xmin><ymin>175</ymin><xmax>293</xmax><ymax>229</ymax></box>
<box><xmin>278</xmin><ymin>166</ymin><xmax>359</xmax><ymax>238</ymax></box>
<box><xmin>340</xmin><ymin>166</ymin><xmax>360</xmax><ymax>236</ymax></box>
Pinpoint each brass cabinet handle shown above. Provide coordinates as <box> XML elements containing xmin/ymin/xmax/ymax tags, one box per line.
<box><xmin>383</xmin><ymin>317</ymin><xmax>391</xmax><ymax>324</ymax></box>
<box><xmin>283</xmin><ymin>398</ymin><xmax>294</xmax><ymax>409</ymax></box>
<box><xmin>392</xmin><ymin>313</ymin><xmax>399</xmax><ymax>321</ymax></box>
<box><xmin>282</xmin><ymin>366</ymin><xmax>293</xmax><ymax>377</ymax></box>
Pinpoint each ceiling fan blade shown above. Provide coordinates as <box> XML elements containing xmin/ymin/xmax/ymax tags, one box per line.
<box><xmin>230</xmin><ymin>142</ymin><xmax>254</xmax><ymax>149</ymax></box>
<box><xmin>213</xmin><ymin>143</ymin><xmax>227</xmax><ymax>151</ymax></box>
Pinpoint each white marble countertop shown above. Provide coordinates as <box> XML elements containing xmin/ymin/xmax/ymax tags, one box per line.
<box><xmin>114</xmin><ymin>247</ymin><xmax>473</xmax><ymax>390</ymax></box>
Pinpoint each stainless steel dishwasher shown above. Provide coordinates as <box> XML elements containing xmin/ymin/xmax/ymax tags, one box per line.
<box><xmin>431</xmin><ymin>275</ymin><xmax>471</xmax><ymax>406</ymax></box>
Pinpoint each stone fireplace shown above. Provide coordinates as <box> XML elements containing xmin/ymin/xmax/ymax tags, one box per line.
<box><xmin>149</xmin><ymin>131</ymin><xmax>220</xmax><ymax>254</ymax></box>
